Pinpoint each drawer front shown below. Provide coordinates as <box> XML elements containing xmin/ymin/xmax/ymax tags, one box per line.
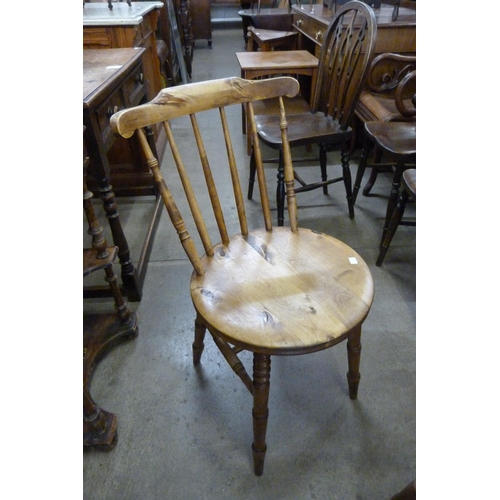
<box><xmin>83</xmin><ymin>27</ymin><xmax>111</xmax><ymax>48</ymax></box>
<box><xmin>293</xmin><ymin>13</ymin><xmax>324</xmax><ymax>46</ymax></box>
<box><xmin>96</xmin><ymin>90</ymin><xmax>125</xmax><ymax>152</ymax></box>
<box><xmin>122</xmin><ymin>63</ymin><xmax>146</xmax><ymax>107</ymax></box>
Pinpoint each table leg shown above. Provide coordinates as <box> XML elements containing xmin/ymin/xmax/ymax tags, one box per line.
<box><xmin>96</xmin><ymin>177</ymin><xmax>142</xmax><ymax>301</ymax></box>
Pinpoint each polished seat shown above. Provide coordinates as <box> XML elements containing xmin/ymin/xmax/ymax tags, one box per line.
<box><xmin>111</xmin><ymin>75</ymin><xmax>374</xmax><ymax>476</ymax></box>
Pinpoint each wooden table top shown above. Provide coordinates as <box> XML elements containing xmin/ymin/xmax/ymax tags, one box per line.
<box><xmin>236</xmin><ymin>50</ymin><xmax>318</xmax><ymax>71</ymax></box>
<box><xmin>83</xmin><ymin>48</ymin><xmax>145</xmax><ymax>107</ymax></box>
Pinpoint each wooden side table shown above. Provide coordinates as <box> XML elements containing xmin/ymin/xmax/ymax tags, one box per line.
<box><xmin>84</xmin><ymin>48</ymin><xmax>163</xmax><ymax>301</ymax></box>
<box><xmin>236</xmin><ymin>50</ymin><xmax>318</xmax><ymax>153</ymax></box>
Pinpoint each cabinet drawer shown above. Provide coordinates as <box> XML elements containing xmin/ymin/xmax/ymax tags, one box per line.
<box><xmin>293</xmin><ymin>13</ymin><xmax>325</xmax><ymax>46</ymax></box>
<box><xmin>96</xmin><ymin>90</ymin><xmax>125</xmax><ymax>152</ymax></box>
<box><xmin>122</xmin><ymin>63</ymin><xmax>146</xmax><ymax>107</ymax></box>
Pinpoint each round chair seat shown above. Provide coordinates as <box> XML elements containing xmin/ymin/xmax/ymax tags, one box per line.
<box><xmin>190</xmin><ymin>227</ymin><xmax>374</xmax><ymax>355</ymax></box>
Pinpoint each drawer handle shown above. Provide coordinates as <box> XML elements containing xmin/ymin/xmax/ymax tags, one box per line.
<box><xmin>135</xmin><ymin>72</ymin><xmax>144</xmax><ymax>85</ymax></box>
<box><xmin>106</xmin><ymin>105</ymin><xmax>120</xmax><ymax>119</ymax></box>
<box><xmin>296</xmin><ymin>19</ymin><xmax>303</xmax><ymax>27</ymax></box>
<box><xmin>315</xmin><ymin>31</ymin><xmax>323</xmax><ymax>41</ymax></box>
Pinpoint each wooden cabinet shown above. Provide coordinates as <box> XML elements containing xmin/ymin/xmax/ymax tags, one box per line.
<box><xmin>84</xmin><ymin>48</ymin><xmax>163</xmax><ymax>301</ymax></box>
<box><xmin>189</xmin><ymin>0</ymin><xmax>212</xmax><ymax>48</ymax></box>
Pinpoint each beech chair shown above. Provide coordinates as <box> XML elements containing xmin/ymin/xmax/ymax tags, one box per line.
<box><xmin>353</xmin><ymin>53</ymin><xmax>416</xmax><ymax>199</ymax></box>
<box><xmin>248</xmin><ymin>0</ymin><xmax>377</xmax><ymax>225</ymax></box>
<box><xmin>111</xmin><ymin>76</ymin><xmax>374</xmax><ymax>476</ymax></box>
<box><xmin>376</xmin><ymin>168</ymin><xmax>415</xmax><ymax>266</ymax></box>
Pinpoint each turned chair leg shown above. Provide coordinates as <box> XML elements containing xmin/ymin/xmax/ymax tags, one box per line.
<box><xmin>353</xmin><ymin>136</ymin><xmax>373</xmax><ymax>205</ymax></box>
<box><xmin>381</xmin><ymin>161</ymin><xmax>405</xmax><ymax>247</ymax></box>
<box><xmin>192</xmin><ymin>313</ymin><xmax>206</xmax><ymax>365</ymax></box>
<box><xmin>346</xmin><ymin>327</ymin><xmax>362</xmax><ymax>400</ymax></box>
<box><xmin>376</xmin><ymin>188</ymin><xmax>409</xmax><ymax>266</ymax></box>
<box><xmin>252</xmin><ymin>353</ymin><xmax>271</xmax><ymax>476</ymax></box>
<box><xmin>341</xmin><ymin>149</ymin><xmax>355</xmax><ymax>219</ymax></box>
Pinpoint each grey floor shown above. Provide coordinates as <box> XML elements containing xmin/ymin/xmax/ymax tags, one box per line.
<box><xmin>83</xmin><ymin>26</ymin><xmax>416</xmax><ymax>500</ymax></box>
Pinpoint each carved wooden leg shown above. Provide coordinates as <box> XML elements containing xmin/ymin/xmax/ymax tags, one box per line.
<box><xmin>252</xmin><ymin>354</ymin><xmax>271</xmax><ymax>476</ymax></box>
<box><xmin>97</xmin><ymin>178</ymin><xmax>142</xmax><ymax>301</ymax></box>
<box><xmin>193</xmin><ymin>313</ymin><xmax>206</xmax><ymax>365</ymax></box>
<box><xmin>346</xmin><ymin>326</ymin><xmax>362</xmax><ymax>400</ymax></box>
<box><xmin>341</xmin><ymin>148</ymin><xmax>355</xmax><ymax>219</ymax></box>
<box><xmin>276</xmin><ymin>150</ymin><xmax>285</xmax><ymax>227</ymax></box>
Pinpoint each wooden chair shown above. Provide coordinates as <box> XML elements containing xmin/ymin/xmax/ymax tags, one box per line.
<box><xmin>111</xmin><ymin>76</ymin><xmax>374</xmax><ymax>476</ymax></box>
<box><xmin>353</xmin><ymin>53</ymin><xmax>416</xmax><ymax>199</ymax></box>
<box><xmin>376</xmin><ymin>168</ymin><xmax>415</xmax><ymax>266</ymax></box>
<box><xmin>353</xmin><ymin>121</ymin><xmax>416</xmax><ymax>250</ymax></box>
<box><xmin>248</xmin><ymin>0</ymin><xmax>377</xmax><ymax>225</ymax></box>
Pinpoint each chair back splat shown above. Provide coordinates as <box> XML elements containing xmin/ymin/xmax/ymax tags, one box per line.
<box><xmin>111</xmin><ymin>76</ymin><xmax>374</xmax><ymax>476</ymax></box>
<box><xmin>312</xmin><ymin>1</ymin><xmax>377</xmax><ymax>129</ymax></box>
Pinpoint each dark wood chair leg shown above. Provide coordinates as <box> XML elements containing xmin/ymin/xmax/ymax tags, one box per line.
<box><xmin>353</xmin><ymin>139</ymin><xmax>371</xmax><ymax>205</ymax></box>
<box><xmin>252</xmin><ymin>353</ymin><xmax>271</xmax><ymax>476</ymax></box>
<box><xmin>381</xmin><ymin>161</ymin><xmax>405</xmax><ymax>246</ymax></box>
<box><xmin>376</xmin><ymin>188</ymin><xmax>409</xmax><ymax>266</ymax></box>
<box><xmin>193</xmin><ymin>313</ymin><xmax>206</xmax><ymax>365</ymax></box>
<box><xmin>341</xmin><ymin>149</ymin><xmax>355</xmax><ymax>219</ymax></box>
<box><xmin>346</xmin><ymin>327</ymin><xmax>362</xmax><ymax>400</ymax></box>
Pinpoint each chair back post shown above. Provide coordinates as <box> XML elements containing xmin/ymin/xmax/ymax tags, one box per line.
<box><xmin>311</xmin><ymin>0</ymin><xmax>377</xmax><ymax>130</ymax></box>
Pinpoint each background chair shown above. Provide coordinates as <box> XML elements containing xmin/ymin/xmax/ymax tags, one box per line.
<box><xmin>248</xmin><ymin>0</ymin><xmax>377</xmax><ymax>225</ymax></box>
<box><xmin>353</xmin><ymin>53</ymin><xmax>416</xmax><ymax>198</ymax></box>
<box><xmin>376</xmin><ymin>168</ymin><xmax>415</xmax><ymax>266</ymax></box>
<box><xmin>354</xmin><ymin>120</ymin><xmax>416</xmax><ymax>254</ymax></box>
<box><xmin>111</xmin><ymin>76</ymin><xmax>374</xmax><ymax>476</ymax></box>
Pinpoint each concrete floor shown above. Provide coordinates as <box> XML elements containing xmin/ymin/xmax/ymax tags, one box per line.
<box><xmin>83</xmin><ymin>26</ymin><xmax>416</xmax><ymax>500</ymax></box>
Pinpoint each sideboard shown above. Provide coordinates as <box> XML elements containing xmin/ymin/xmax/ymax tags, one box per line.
<box><xmin>292</xmin><ymin>3</ymin><xmax>416</xmax><ymax>57</ymax></box>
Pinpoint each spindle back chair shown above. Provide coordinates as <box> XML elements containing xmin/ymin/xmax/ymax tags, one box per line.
<box><xmin>111</xmin><ymin>76</ymin><xmax>374</xmax><ymax>475</ymax></box>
